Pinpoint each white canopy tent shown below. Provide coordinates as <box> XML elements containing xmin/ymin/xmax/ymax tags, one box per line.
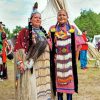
<box><xmin>92</xmin><ymin>34</ymin><xmax>100</xmax><ymax>48</ymax></box>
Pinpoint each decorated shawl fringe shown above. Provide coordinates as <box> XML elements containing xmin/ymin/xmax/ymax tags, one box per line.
<box><xmin>14</xmin><ymin>45</ymin><xmax>52</xmax><ymax>100</ymax></box>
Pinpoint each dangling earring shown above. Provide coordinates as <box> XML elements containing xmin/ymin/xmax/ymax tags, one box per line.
<box><xmin>30</xmin><ymin>22</ymin><xmax>32</xmax><ymax>26</ymax></box>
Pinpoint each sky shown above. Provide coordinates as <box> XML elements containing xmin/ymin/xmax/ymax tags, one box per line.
<box><xmin>0</xmin><ymin>0</ymin><xmax>100</xmax><ymax>32</ymax></box>
<box><xmin>0</xmin><ymin>0</ymin><xmax>47</xmax><ymax>32</ymax></box>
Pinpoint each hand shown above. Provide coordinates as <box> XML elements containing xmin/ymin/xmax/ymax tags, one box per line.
<box><xmin>24</xmin><ymin>59</ymin><xmax>34</xmax><ymax>69</ymax></box>
<box><xmin>17</xmin><ymin>60</ymin><xmax>25</xmax><ymax>74</ymax></box>
<box><xmin>47</xmin><ymin>39</ymin><xmax>52</xmax><ymax>50</ymax></box>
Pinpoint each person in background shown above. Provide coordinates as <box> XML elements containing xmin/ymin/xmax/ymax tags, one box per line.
<box><xmin>0</xmin><ymin>22</ymin><xmax>10</xmax><ymax>80</ymax></box>
<box><xmin>96</xmin><ymin>39</ymin><xmax>100</xmax><ymax>52</ymax></box>
<box><xmin>2</xmin><ymin>32</ymin><xmax>10</xmax><ymax>79</ymax></box>
<box><xmin>0</xmin><ymin>22</ymin><xmax>4</xmax><ymax>80</ymax></box>
<box><xmin>48</xmin><ymin>9</ymin><xmax>78</xmax><ymax>100</ymax></box>
<box><xmin>80</xmin><ymin>30</ymin><xmax>88</xmax><ymax>70</ymax></box>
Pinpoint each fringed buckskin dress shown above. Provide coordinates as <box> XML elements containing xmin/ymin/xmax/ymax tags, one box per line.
<box><xmin>14</xmin><ymin>27</ymin><xmax>52</xmax><ymax>100</ymax></box>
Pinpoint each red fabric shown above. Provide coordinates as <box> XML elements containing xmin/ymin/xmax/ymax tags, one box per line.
<box><xmin>2</xmin><ymin>32</ymin><xmax>6</xmax><ymax>39</ymax></box>
<box><xmin>14</xmin><ymin>28</ymin><xmax>29</xmax><ymax>53</ymax></box>
<box><xmin>2</xmin><ymin>39</ymin><xmax>8</xmax><ymax>63</ymax></box>
<box><xmin>81</xmin><ymin>34</ymin><xmax>88</xmax><ymax>50</ymax></box>
<box><xmin>2</xmin><ymin>53</ymin><xmax>6</xmax><ymax>63</ymax></box>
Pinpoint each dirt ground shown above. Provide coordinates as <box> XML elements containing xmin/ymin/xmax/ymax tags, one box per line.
<box><xmin>0</xmin><ymin>60</ymin><xmax>100</xmax><ymax>100</ymax></box>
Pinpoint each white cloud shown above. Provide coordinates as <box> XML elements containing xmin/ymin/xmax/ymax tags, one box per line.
<box><xmin>0</xmin><ymin>0</ymin><xmax>47</xmax><ymax>32</ymax></box>
<box><xmin>0</xmin><ymin>0</ymin><xmax>100</xmax><ymax>32</ymax></box>
<box><xmin>70</xmin><ymin>0</ymin><xmax>100</xmax><ymax>17</ymax></box>
<box><xmin>0</xmin><ymin>0</ymin><xmax>33</xmax><ymax>32</ymax></box>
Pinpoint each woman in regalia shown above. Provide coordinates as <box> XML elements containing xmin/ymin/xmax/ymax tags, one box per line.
<box><xmin>14</xmin><ymin>2</ymin><xmax>52</xmax><ymax>100</ymax></box>
<box><xmin>48</xmin><ymin>9</ymin><xmax>78</xmax><ymax>100</ymax></box>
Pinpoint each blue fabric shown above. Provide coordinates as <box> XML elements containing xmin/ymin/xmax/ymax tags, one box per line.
<box><xmin>56</xmin><ymin>23</ymin><xmax>70</xmax><ymax>32</ymax></box>
<box><xmin>67</xmin><ymin>94</ymin><xmax>72</xmax><ymax>100</ymax></box>
<box><xmin>32</xmin><ymin>27</ymin><xmax>45</xmax><ymax>41</ymax></box>
<box><xmin>80</xmin><ymin>50</ymin><xmax>87</xmax><ymax>68</ymax></box>
<box><xmin>58</xmin><ymin>92</ymin><xmax>63</xmax><ymax>100</ymax></box>
<box><xmin>57</xmin><ymin>93</ymin><xmax>72</xmax><ymax>100</ymax></box>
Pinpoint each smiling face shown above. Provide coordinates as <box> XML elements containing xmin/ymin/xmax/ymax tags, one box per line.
<box><xmin>57</xmin><ymin>10</ymin><xmax>68</xmax><ymax>25</ymax></box>
<box><xmin>30</xmin><ymin>13</ymin><xmax>41</xmax><ymax>28</ymax></box>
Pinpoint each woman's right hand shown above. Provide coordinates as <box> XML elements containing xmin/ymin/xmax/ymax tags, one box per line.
<box><xmin>17</xmin><ymin>60</ymin><xmax>25</xmax><ymax>74</ymax></box>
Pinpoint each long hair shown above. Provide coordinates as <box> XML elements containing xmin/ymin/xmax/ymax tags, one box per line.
<box><xmin>28</xmin><ymin>20</ymin><xmax>32</xmax><ymax>51</ymax></box>
<box><xmin>26</xmin><ymin>22</ymin><xmax>47</xmax><ymax>62</ymax></box>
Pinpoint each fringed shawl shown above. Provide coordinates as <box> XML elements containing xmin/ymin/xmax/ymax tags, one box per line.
<box><xmin>14</xmin><ymin>28</ymin><xmax>52</xmax><ymax>100</ymax></box>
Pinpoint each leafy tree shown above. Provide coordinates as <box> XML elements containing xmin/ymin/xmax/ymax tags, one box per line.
<box><xmin>3</xmin><ymin>27</ymin><xmax>11</xmax><ymax>39</ymax></box>
<box><xmin>3</xmin><ymin>26</ymin><xmax>22</xmax><ymax>39</ymax></box>
<box><xmin>12</xmin><ymin>26</ymin><xmax>22</xmax><ymax>36</ymax></box>
<box><xmin>74</xmin><ymin>10</ymin><xmax>100</xmax><ymax>38</ymax></box>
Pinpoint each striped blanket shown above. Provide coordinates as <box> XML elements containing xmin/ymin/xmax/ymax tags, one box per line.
<box><xmin>55</xmin><ymin>34</ymin><xmax>75</xmax><ymax>94</ymax></box>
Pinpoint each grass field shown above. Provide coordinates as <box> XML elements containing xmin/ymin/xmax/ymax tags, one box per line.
<box><xmin>0</xmin><ymin>60</ymin><xmax>15</xmax><ymax>100</ymax></box>
<box><xmin>0</xmin><ymin>59</ymin><xmax>100</xmax><ymax>100</ymax></box>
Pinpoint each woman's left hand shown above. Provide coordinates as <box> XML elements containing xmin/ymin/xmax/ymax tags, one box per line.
<box><xmin>47</xmin><ymin>39</ymin><xmax>52</xmax><ymax>50</ymax></box>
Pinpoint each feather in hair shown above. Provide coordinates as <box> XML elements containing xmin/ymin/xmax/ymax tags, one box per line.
<box><xmin>33</xmin><ymin>2</ymin><xmax>38</xmax><ymax>10</ymax></box>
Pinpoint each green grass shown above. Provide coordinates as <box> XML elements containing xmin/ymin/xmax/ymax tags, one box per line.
<box><xmin>0</xmin><ymin>60</ymin><xmax>100</xmax><ymax>100</ymax></box>
<box><xmin>0</xmin><ymin>60</ymin><xmax>15</xmax><ymax>100</ymax></box>
<box><xmin>73</xmin><ymin>60</ymin><xmax>100</xmax><ymax>100</ymax></box>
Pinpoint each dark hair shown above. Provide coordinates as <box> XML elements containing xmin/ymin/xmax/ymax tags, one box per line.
<box><xmin>40</xmin><ymin>26</ymin><xmax>49</xmax><ymax>38</ymax></box>
<box><xmin>30</xmin><ymin>12</ymin><xmax>41</xmax><ymax>20</ymax></box>
<box><xmin>28</xmin><ymin>21</ymin><xmax>32</xmax><ymax>51</ymax></box>
<box><xmin>27</xmin><ymin>21</ymin><xmax>33</xmax><ymax>74</ymax></box>
<box><xmin>82</xmin><ymin>30</ymin><xmax>87</xmax><ymax>33</ymax></box>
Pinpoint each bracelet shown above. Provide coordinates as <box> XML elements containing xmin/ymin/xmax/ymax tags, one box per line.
<box><xmin>16</xmin><ymin>60</ymin><xmax>23</xmax><ymax>66</ymax></box>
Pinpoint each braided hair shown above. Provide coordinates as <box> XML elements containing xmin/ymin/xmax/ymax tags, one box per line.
<box><xmin>28</xmin><ymin>20</ymin><xmax>32</xmax><ymax>51</ymax></box>
<box><xmin>40</xmin><ymin>26</ymin><xmax>49</xmax><ymax>38</ymax></box>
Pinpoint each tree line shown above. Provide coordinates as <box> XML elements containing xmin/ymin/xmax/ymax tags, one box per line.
<box><xmin>4</xmin><ymin>26</ymin><xmax>22</xmax><ymax>39</ymax></box>
<box><xmin>4</xmin><ymin>10</ymin><xmax>100</xmax><ymax>39</ymax></box>
<box><xmin>75</xmin><ymin>9</ymin><xmax>100</xmax><ymax>38</ymax></box>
